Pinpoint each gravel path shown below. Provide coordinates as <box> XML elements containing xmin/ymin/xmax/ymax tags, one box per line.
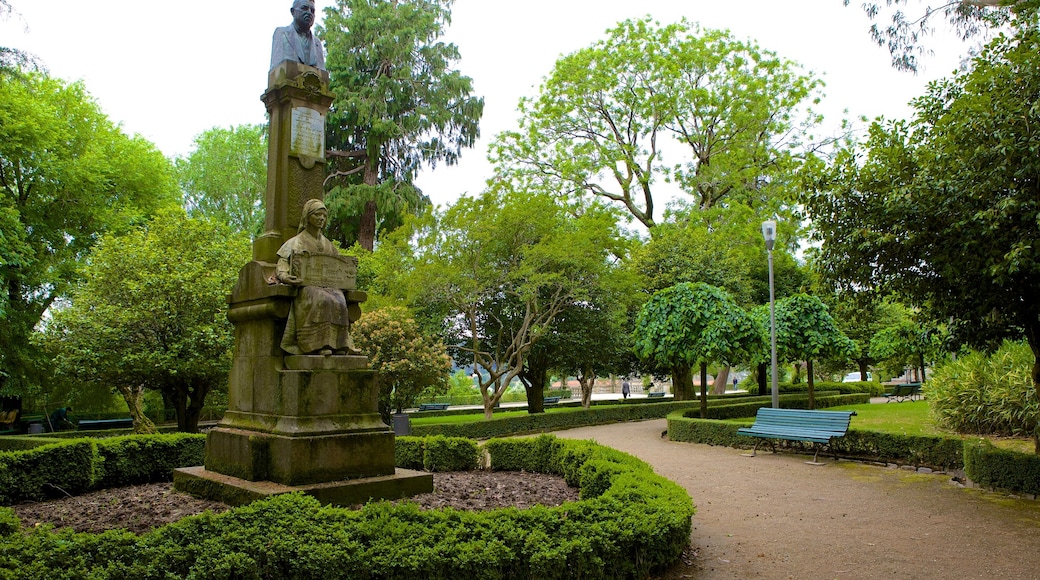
<box><xmin>557</xmin><ymin>419</ymin><xmax>1040</xmax><ymax>580</ymax></box>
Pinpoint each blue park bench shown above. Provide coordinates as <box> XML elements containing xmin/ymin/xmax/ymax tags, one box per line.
<box><xmin>418</xmin><ymin>403</ymin><xmax>449</xmax><ymax>411</ymax></box>
<box><xmin>737</xmin><ymin>408</ymin><xmax>857</xmax><ymax>464</ymax></box>
<box><xmin>542</xmin><ymin>396</ymin><xmax>561</xmax><ymax>406</ymax></box>
<box><xmin>647</xmin><ymin>392</ymin><xmax>666</xmax><ymax>398</ymax></box>
<box><xmin>884</xmin><ymin>383</ymin><xmax>922</xmax><ymax>403</ymax></box>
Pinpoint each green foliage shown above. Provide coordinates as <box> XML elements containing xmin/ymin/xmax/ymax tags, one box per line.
<box><xmin>421</xmin><ymin>435</ymin><xmax>481</xmax><ymax>472</ymax></box>
<box><xmin>491</xmin><ymin>17</ymin><xmax>821</xmax><ymax>230</ymax></box>
<box><xmin>393</xmin><ymin>436</ymin><xmax>426</xmax><ymax>470</ymax></box>
<box><xmin>43</xmin><ymin>209</ymin><xmax>250</xmax><ymax>433</ymax></box>
<box><xmin>928</xmin><ymin>341</ymin><xmax>1039</xmax><ymax>438</ymax></box>
<box><xmin>0</xmin><ymin>434</ymin><xmax>204</xmax><ymax>505</ymax></box>
<box><xmin>964</xmin><ymin>438</ymin><xmax>1040</xmax><ymax>495</ymax></box>
<box><xmin>321</xmin><ymin>0</ymin><xmax>483</xmax><ymax>249</ymax></box>
<box><xmin>0</xmin><ymin>436</ymin><xmax>694</xmax><ymax>580</ymax></box>
<box><xmin>632</xmin><ymin>282</ymin><xmax>764</xmax><ymax>400</ymax></box>
<box><xmin>0</xmin><ymin>72</ymin><xmax>178</xmax><ymax>397</ymax></box>
<box><xmin>353</xmin><ymin>306</ymin><xmax>452</xmax><ymax>421</ymax></box>
<box><xmin>774</xmin><ymin>294</ymin><xmax>856</xmax><ymax>365</ymax></box>
<box><xmin>175</xmin><ymin>124</ymin><xmax>267</xmax><ymax>237</ymax></box>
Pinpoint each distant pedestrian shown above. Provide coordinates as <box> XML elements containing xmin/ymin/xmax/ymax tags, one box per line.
<box><xmin>47</xmin><ymin>407</ymin><xmax>73</xmax><ymax>432</ymax></box>
<box><xmin>733</xmin><ymin>376</ymin><xmax>738</xmax><ymax>389</ymax></box>
<box><xmin>621</xmin><ymin>380</ymin><xmax>630</xmax><ymax>400</ymax></box>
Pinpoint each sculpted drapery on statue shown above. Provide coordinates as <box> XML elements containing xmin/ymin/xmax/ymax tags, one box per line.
<box><xmin>271</xmin><ymin>0</ymin><xmax>326</xmax><ymax>71</ymax></box>
<box><xmin>276</xmin><ymin>200</ymin><xmax>359</xmax><ymax>355</ymax></box>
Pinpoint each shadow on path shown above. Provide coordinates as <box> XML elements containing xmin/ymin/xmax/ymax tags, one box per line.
<box><xmin>556</xmin><ymin>419</ymin><xmax>1040</xmax><ymax>580</ymax></box>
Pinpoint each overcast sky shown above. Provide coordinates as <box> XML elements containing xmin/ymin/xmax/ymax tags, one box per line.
<box><xmin>2</xmin><ymin>0</ymin><xmax>969</xmax><ymax>210</ymax></box>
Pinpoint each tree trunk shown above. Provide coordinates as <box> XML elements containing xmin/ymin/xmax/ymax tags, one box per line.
<box><xmin>792</xmin><ymin>362</ymin><xmax>802</xmax><ymax>384</ymax></box>
<box><xmin>918</xmin><ymin>353</ymin><xmax>927</xmax><ymax>383</ymax></box>
<box><xmin>757</xmin><ymin>362</ymin><xmax>768</xmax><ymax>396</ymax></box>
<box><xmin>577</xmin><ymin>368</ymin><xmax>595</xmax><ymax>409</ymax></box>
<box><xmin>699</xmin><ymin>362</ymin><xmax>709</xmax><ymax>419</ymax></box>
<box><xmin>117</xmin><ymin>384</ymin><xmax>156</xmax><ymax>434</ymax></box>
<box><xmin>1024</xmin><ymin>321</ymin><xmax>1040</xmax><ymax>454</ymax></box>
<box><xmin>712</xmin><ymin>366</ymin><xmax>730</xmax><ymax>395</ymax></box>
<box><xmin>358</xmin><ymin>157</ymin><xmax>380</xmax><ymax>251</ymax></box>
<box><xmin>807</xmin><ymin>359</ymin><xmax>816</xmax><ymax>410</ymax></box>
<box><xmin>670</xmin><ymin>365</ymin><xmax>693</xmax><ymax>401</ymax></box>
<box><xmin>857</xmin><ymin>361</ymin><xmax>870</xmax><ymax>382</ymax></box>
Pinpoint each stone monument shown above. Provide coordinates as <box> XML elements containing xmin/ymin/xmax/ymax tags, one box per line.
<box><xmin>174</xmin><ymin>0</ymin><xmax>432</xmax><ymax>506</ymax></box>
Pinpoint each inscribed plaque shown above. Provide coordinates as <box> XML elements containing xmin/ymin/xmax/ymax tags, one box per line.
<box><xmin>289</xmin><ymin>253</ymin><xmax>357</xmax><ymax>290</ymax></box>
<box><xmin>290</xmin><ymin>107</ymin><xmax>325</xmax><ymax>159</ymax></box>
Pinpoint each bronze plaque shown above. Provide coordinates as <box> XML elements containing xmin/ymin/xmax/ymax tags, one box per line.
<box><xmin>290</xmin><ymin>253</ymin><xmax>357</xmax><ymax>290</ymax></box>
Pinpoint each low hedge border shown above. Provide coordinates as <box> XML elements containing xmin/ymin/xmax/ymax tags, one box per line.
<box><xmin>0</xmin><ymin>433</ymin><xmax>205</xmax><ymax>504</ymax></box>
<box><xmin>0</xmin><ymin>434</ymin><xmax>694</xmax><ymax>580</ymax></box>
<box><xmin>964</xmin><ymin>439</ymin><xmax>1040</xmax><ymax>496</ymax></box>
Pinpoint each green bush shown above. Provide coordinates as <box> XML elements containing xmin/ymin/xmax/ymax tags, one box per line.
<box><xmin>394</xmin><ymin>436</ymin><xmax>426</xmax><ymax>470</ymax></box>
<box><xmin>422</xmin><ymin>435</ymin><xmax>480</xmax><ymax>472</ymax></box>
<box><xmin>0</xmin><ymin>436</ymin><xmax>694</xmax><ymax>580</ymax></box>
<box><xmin>0</xmin><ymin>434</ymin><xmax>205</xmax><ymax>505</ymax></box>
<box><xmin>964</xmin><ymin>439</ymin><xmax>1040</xmax><ymax>496</ymax></box>
<box><xmin>928</xmin><ymin>341</ymin><xmax>1039</xmax><ymax>438</ymax></box>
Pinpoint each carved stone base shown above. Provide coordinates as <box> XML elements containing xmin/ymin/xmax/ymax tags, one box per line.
<box><xmin>173</xmin><ymin>465</ymin><xmax>433</xmax><ymax>508</ymax></box>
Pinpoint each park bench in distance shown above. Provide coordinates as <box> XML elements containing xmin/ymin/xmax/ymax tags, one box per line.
<box><xmin>542</xmin><ymin>396</ymin><xmax>561</xmax><ymax>406</ymax></box>
<box><xmin>647</xmin><ymin>392</ymin><xmax>666</xmax><ymax>398</ymax></box>
<box><xmin>77</xmin><ymin>418</ymin><xmax>134</xmax><ymax>431</ymax></box>
<box><xmin>737</xmin><ymin>408</ymin><xmax>857</xmax><ymax>464</ymax></box>
<box><xmin>883</xmin><ymin>383</ymin><xmax>922</xmax><ymax>403</ymax></box>
<box><xmin>418</xmin><ymin>403</ymin><xmax>449</xmax><ymax>411</ymax></box>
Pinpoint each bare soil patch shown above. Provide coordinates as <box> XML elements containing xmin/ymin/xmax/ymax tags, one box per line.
<box><xmin>10</xmin><ymin>471</ymin><xmax>579</xmax><ymax>535</ymax></box>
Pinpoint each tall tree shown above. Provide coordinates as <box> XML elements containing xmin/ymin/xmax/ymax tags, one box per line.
<box><xmin>321</xmin><ymin>0</ymin><xmax>484</xmax><ymax>250</ymax></box>
<box><xmin>491</xmin><ymin>17</ymin><xmax>821</xmax><ymax>232</ymax></box>
<box><xmin>772</xmin><ymin>294</ymin><xmax>856</xmax><ymax>409</ymax></box>
<box><xmin>0</xmin><ymin>73</ymin><xmax>178</xmax><ymax>397</ymax></box>
<box><xmin>44</xmin><ymin>209</ymin><xmax>250</xmax><ymax>433</ymax></box>
<box><xmin>632</xmin><ymin>282</ymin><xmax>764</xmax><ymax>415</ymax></box>
<box><xmin>803</xmin><ymin>21</ymin><xmax>1040</xmax><ymax>448</ymax></box>
<box><xmin>403</xmin><ymin>188</ymin><xmax>623</xmax><ymax>419</ymax></box>
<box><xmin>175</xmin><ymin>124</ymin><xmax>267</xmax><ymax>237</ymax></box>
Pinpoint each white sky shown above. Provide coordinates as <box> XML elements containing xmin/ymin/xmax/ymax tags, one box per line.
<box><xmin>2</xmin><ymin>0</ymin><xmax>969</xmax><ymax>211</ymax></box>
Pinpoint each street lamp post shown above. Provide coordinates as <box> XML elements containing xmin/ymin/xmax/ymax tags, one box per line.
<box><xmin>762</xmin><ymin>220</ymin><xmax>779</xmax><ymax>408</ymax></box>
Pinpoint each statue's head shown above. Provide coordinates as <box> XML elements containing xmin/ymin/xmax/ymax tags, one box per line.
<box><xmin>299</xmin><ymin>199</ymin><xmax>328</xmax><ymax>232</ymax></box>
<box><xmin>291</xmin><ymin>0</ymin><xmax>316</xmax><ymax>33</ymax></box>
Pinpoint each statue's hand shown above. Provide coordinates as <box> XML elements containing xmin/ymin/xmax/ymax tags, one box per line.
<box><xmin>278</xmin><ymin>274</ymin><xmax>302</xmax><ymax>285</ymax></box>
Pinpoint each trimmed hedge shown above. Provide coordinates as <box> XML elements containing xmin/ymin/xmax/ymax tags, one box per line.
<box><xmin>0</xmin><ymin>435</ymin><xmax>694</xmax><ymax>580</ymax></box>
<box><xmin>964</xmin><ymin>439</ymin><xmax>1040</xmax><ymax>496</ymax></box>
<box><xmin>0</xmin><ymin>434</ymin><xmax>205</xmax><ymax>504</ymax></box>
<box><xmin>395</xmin><ymin>435</ymin><xmax>482</xmax><ymax>472</ymax></box>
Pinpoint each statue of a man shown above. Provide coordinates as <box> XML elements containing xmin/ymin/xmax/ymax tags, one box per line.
<box><xmin>276</xmin><ymin>199</ymin><xmax>359</xmax><ymax>355</ymax></box>
<box><xmin>271</xmin><ymin>0</ymin><xmax>326</xmax><ymax>72</ymax></box>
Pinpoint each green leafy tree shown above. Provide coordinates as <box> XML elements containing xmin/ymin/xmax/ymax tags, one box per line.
<box><xmin>352</xmin><ymin>305</ymin><xmax>452</xmax><ymax>425</ymax></box>
<box><xmin>823</xmin><ymin>292</ymin><xmax>907</xmax><ymax>380</ymax></box>
<box><xmin>491</xmin><ymin>17</ymin><xmax>821</xmax><ymax>231</ymax></box>
<box><xmin>0</xmin><ymin>72</ymin><xmax>178</xmax><ymax>398</ymax></box>
<box><xmin>175</xmin><ymin>124</ymin><xmax>267</xmax><ymax>237</ymax></box>
<box><xmin>803</xmin><ymin>22</ymin><xmax>1040</xmax><ymax>448</ymax></box>
<box><xmin>773</xmin><ymin>294</ymin><xmax>857</xmax><ymax>408</ymax></box>
<box><xmin>43</xmin><ymin>209</ymin><xmax>250</xmax><ymax>433</ymax></box>
<box><xmin>633</xmin><ymin>282</ymin><xmax>764</xmax><ymax>416</ymax></box>
<box><xmin>870</xmin><ymin>318</ymin><xmax>943</xmax><ymax>382</ymax></box>
<box><xmin>403</xmin><ymin>188</ymin><xmax>623</xmax><ymax>419</ymax></box>
<box><xmin>321</xmin><ymin>0</ymin><xmax>484</xmax><ymax>250</ymax></box>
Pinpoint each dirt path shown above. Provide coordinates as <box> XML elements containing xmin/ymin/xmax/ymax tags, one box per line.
<box><xmin>556</xmin><ymin>420</ymin><xmax>1040</xmax><ymax>580</ymax></box>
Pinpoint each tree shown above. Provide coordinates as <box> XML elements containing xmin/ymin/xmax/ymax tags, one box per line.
<box><xmin>518</xmin><ymin>265</ymin><xmax>640</xmax><ymax>410</ymax></box>
<box><xmin>491</xmin><ymin>17</ymin><xmax>821</xmax><ymax>232</ymax></box>
<box><xmin>823</xmin><ymin>292</ymin><xmax>907</xmax><ymax>380</ymax></box>
<box><xmin>870</xmin><ymin>317</ymin><xmax>943</xmax><ymax>382</ymax></box>
<box><xmin>404</xmin><ymin>188</ymin><xmax>623</xmax><ymax>419</ymax></box>
<box><xmin>0</xmin><ymin>72</ymin><xmax>178</xmax><ymax>398</ymax></box>
<box><xmin>44</xmin><ymin>209</ymin><xmax>250</xmax><ymax>433</ymax></box>
<box><xmin>175</xmin><ymin>124</ymin><xmax>267</xmax><ymax>237</ymax></box>
<box><xmin>632</xmin><ymin>282</ymin><xmax>764</xmax><ymax>416</ymax></box>
<box><xmin>843</xmin><ymin>0</ymin><xmax>1036</xmax><ymax>72</ymax></box>
<box><xmin>321</xmin><ymin>0</ymin><xmax>484</xmax><ymax>250</ymax></box>
<box><xmin>803</xmin><ymin>22</ymin><xmax>1040</xmax><ymax>449</ymax></box>
<box><xmin>773</xmin><ymin>294</ymin><xmax>856</xmax><ymax>409</ymax></box>
<box><xmin>352</xmin><ymin>305</ymin><xmax>452</xmax><ymax>425</ymax></box>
